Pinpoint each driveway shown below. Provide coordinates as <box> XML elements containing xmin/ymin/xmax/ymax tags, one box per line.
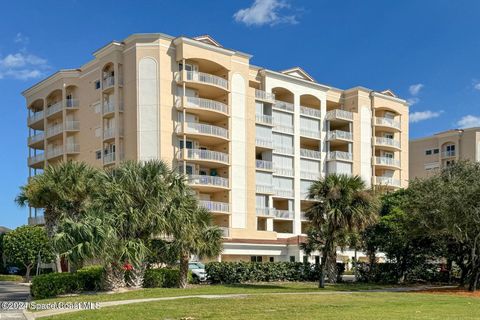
<box><xmin>0</xmin><ymin>281</ymin><xmax>30</xmax><ymax>320</ymax></box>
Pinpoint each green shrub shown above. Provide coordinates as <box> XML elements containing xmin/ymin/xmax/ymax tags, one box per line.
<box><xmin>0</xmin><ymin>274</ymin><xmax>23</xmax><ymax>282</ymax></box>
<box><xmin>31</xmin><ymin>265</ymin><xmax>104</xmax><ymax>299</ymax></box>
<box><xmin>143</xmin><ymin>268</ymin><xmax>192</xmax><ymax>288</ymax></box>
<box><xmin>205</xmin><ymin>262</ymin><xmax>321</xmax><ymax>284</ymax></box>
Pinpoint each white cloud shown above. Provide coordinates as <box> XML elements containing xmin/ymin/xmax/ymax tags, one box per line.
<box><xmin>409</xmin><ymin>83</ymin><xmax>424</xmax><ymax>96</ymax></box>
<box><xmin>457</xmin><ymin>115</ymin><xmax>480</xmax><ymax>128</ymax></box>
<box><xmin>0</xmin><ymin>34</ymin><xmax>49</xmax><ymax>81</ymax></box>
<box><xmin>409</xmin><ymin>110</ymin><xmax>442</xmax><ymax>123</ymax></box>
<box><xmin>472</xmin><ymin>79</ymin><xmax>480</xmax><ymax>91</ymax></box>
<box><xmin>407</xmin><ymin>97</ymin><xmax>420</xmax><ymax>106</ymax></box>
<box><xmin>233</xmin><ymin>0</ymin><xmax>298</xmax><ymax>26</ymax></box>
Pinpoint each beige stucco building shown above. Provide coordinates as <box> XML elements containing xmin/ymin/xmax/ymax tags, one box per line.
<box><xmin>23</xmin><ymin>33</ymin><xmax>409</xmax><ymax>262</ymax></box>
<box><xmin>410</xmin><ymin>128</ymin><xmax>480</xmax><ymax>179</ymax></box>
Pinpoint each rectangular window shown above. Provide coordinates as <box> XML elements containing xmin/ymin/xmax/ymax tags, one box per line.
<box><xmin>95</xmin><ymin>150</ymin><xmax>102</xmax><ymax>160</ymax></box>
<box><xmin>94</xmin><ymin>80</ymin><xmax>100</xmax><ymax>90</ymax></box>
<box><xmin>433</xmin><ymin>149</ymin><xmax>439</xmax><ymax>154</ymax></box>
<box><xmin>289</xmin><ymin>256</ymin><xmax>295</xmax><ymax>262</ymax></box>
<box><xmin>250</xmin><ymin>256</ymin><xmax>262</xmax><ymax>262</ymax></box>
<box><xmin>425</xmin><ymin>150</ymin><xmax>432</xmax><ymax>155</ymax></box>
<box><xmin>269</xmin><ymin>257</ymin><xmax>274</xmax><ymax>262</ymax></box>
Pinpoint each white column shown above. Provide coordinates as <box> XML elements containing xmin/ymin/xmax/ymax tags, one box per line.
<box><xmin>293</xmin><ymin>93</ymin><xmax>302</xmax><ymax>235</ymax></box>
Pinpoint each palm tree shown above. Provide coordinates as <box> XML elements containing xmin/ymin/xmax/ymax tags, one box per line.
<box><xmin>304</xmin><ymin>174</ymin><xmax>378</xmax><ymax>288</ymax></box>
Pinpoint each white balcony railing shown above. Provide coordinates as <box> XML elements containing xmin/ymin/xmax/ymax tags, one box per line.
<box><xmin>185</xmin><ymin>96</ymin><xmax>228</xmax><ymax>114</ymax></box>
<box><xmin>103</xmin><ymin>152</ymin><xmax>116</xmax><ymax>164</ymax></box>
<box><xmin>182</xmin><ymin>149</ymin><xmax>229</xmax><ymax>164</ymax></box>
<box><xmin>273</xmin><ymin>145</ymin><xmax>294</xmax><ymax>155</ymax></box>
<box><xmin>256</xmin><ymin>207</ymin><xmax>276</xmax><ymax>217</ymax></box>
<box><xmin>375</xmin><ymin>156</ymin><xmax>400</xmax><ymax>167</ymax></box>
<box><xmin>274</xmin><ymin>210</ymin><xmax>294</xmax><ymax>219</ymax></box>
<box><xmin>256</xmin><ymin>160</ymin><xmax>273</xmax><ymax>170</ymax></box>
<box><xmin>273</xmin><ymin>100</ymin><xmax>294</xmax><ymax>112</ymax></box>
<box><xmin>102</xmin><ymin>76</ymin><xmax>115</xmax><ymax>89</ymax></box>
<box><xmin>184</xmin><ymin>71</ymin><xmax>228</xmax><ymax>89</ymax></box>
<box><xmin>103</xmin><ymin>127</ymin><xmax>115</xmax><ymax>140</ymax></box>
<box><xmin>28</xmin><ymin>153</ymin><xmax>45</xmax><ymax>165</ymax></box>
<box><xmin>45</xmin><ymin>101</ymin><xmax>63</xmax><ymax>117</ymax></box>
<box><xmin>375</xmin><ymin>137</ymin><xmax>401</xmax><ymax>148</ymax></box>
<box><xmin>28</xmin><ymin>132</ymin><xmax>44</xmax><ymax>145</ymax></box>
<box><xmin>256</xmin><ymin>184</ymin><xmax>274</xmax><ymax>194</ymax></box>
<box><xmin>103</xmin><ymin>102</ymin><xmax>115</xmax><ymax>114</ymax></box>
<box><xmin>255</xmin><ymin>89</ymin><xmax>275</xmax><ymax>101</ymax></box>
<box><xmin>273</xmin><ymin>124</ymin><xmax>294</xmax><ymax>134</ymax></box>
<box><xmin>327</xmin><ymin>151</ymin><xmax>353</xmax><ymax>161</ymax></box>
<box><xmin>375</xmin><ymin>176</ymin><xmax>401</xmax><ymax>187</ymax></box>
<box><xmin>66</xmin><ymin>144</ymin><xmax>80</xmax><ymax>153</ymax></box>
<box><xmin>300</xmin><ymin>106</ymin><xmax>321</xmax><ymax>118</ymax></box>
<box><xmin>441</xmin><ymin>150</ymin><xmax>456</xmax><ymax>158</ymax></box>
<box><xmin>219</xmin><ymin>227</ymin><xmax>229</xmax><ymax>237</ymax></box>
<box><xmin>300</xmin><ymin>128</ymin><xmax>320</xmax><ymax>138</ymax></box>
<box><xmin>65</xmin><ymin>99</ymin><xmax>79</xmax><ymax>108</ymax></box>
<box><xmin>255</xmin><ymin>138</ymin><xmax>273</xmax><ymax>148</ymax></box>
<box><xmin>180</xmin><ymin>122</ymin><xmax>229</xmax><ymax>139</ymax></box>
<box><xmin>46</xmin><ymin>124</ymin><xmax>63</xmax><ymax>137</ymax></box>
<box><xmin>300</xmin><ymin>171</ymin><xmax>320</xmax><ymax>180</ymax></box>
<box><xmin>28</xmin><ymin>215</ymin><xmax>45</xmax><ymax>225</ymax></box>
<box><xmin>326</xmin><ymin>109</ymin><xmax>353</xmax><ymax>121</ymax></box>
<box><xmin>274</xmin><ymin>189</ymin><xmax>294</xmax><ymax>198</ymax></box>
<box><xmin>273</xmin><ymin>167</ymin><xmax>294</xmax><ymax>176</ymax></box>
<box><xmin>375</xmin><ymin>117</ymin><xmax>401</xmax><ymax>130</ymax></box>
<box><xmin>199</xmin><ymin>200</ymin><xmax>230</xmax><ymax>213</ymax></box>
<box><xmin>46</xmin><ymin>146</ymin><xmax>63</xmax><ymax>159</ymax></box>
<box><xmin>188</xmin><ymin>175</ymin><xmax>229</xmax><ymax>188</ymax></box>
<box><xmin>327</xmin><ymin>130</ymin><xmax>353</xmax><ymax>141</ymax></box>
<box><xmin>255</xmin><ymin>114</ymin><xmax>273</xmax><ymax>125</ymax></box>
<box><xmin>65</xmin><ymin>121</ymin><xmax>80</xmax><ymax>131</ymax></box>
<box><xmin>300</xmin><ymin>148</ymin><xmax>321</xmax><ymax>159</ymax></box>
<box><xmin>28</xmin><ymin>111</ymin><xmax>44</xmax><ymax>125</ymax></box>
<box><xmin>300</xmin><ymin>212</ymin><xmax>308</xmax><ymax>221</ymax></box>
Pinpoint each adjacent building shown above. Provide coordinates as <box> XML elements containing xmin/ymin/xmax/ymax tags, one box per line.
<box><xmin>410</xmin><ymin>127</ymin><xmax>480</xmax><ymax>179</ymax></box>
<box><xmin>23</xmin><ymin>33</ymin><xmax>409</xmax><ymax>262</ymax></box>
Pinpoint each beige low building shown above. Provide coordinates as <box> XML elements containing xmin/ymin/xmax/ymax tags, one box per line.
<box><xmin>23</xmin><ymin>33</ymin><xmax>409</xmax><ymax>262</ymax></box>
<box><xmin>410</xmin><ymin>128</ymin><xmax>480</xmax><ymax>179</ymax></box>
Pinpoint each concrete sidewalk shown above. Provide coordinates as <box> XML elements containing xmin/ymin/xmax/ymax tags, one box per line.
<box><xmin>0</xmin><ymin>281</ymin><xmax>30</xmax><ymax>320</ymax></box>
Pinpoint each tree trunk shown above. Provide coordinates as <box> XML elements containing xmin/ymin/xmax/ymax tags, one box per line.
<box><xmin>178</xmin><ymin>253</ymin><xmax>189</xmax><ymax>289</ymax></box>
<box><xmin>327</xmin><ymin>251</ymin><xmax>338</xmax><ymax>283</ymax></box>
<box><xmin>103</xmin><ymin>263</ymin><xmax>125</xmax><ymax>291</ymax></box>
<box><xmin>24</xmin><ymin>265</ymin><xmax>32</xmax><ymax>283</ymax></box>
<box><xmin>469</xmin><ymin>265</ymin><xmax>480</xmax><ymax>292</ymax></box>
<box><xmin>126</xmin><ymin>263</ymin><xmax>146</xmax><ymax>289</ymax></box>
<box><xmin>319</xmin><ymin>249</ymin><xmax>328</xmax><ymax>288</ymax></box>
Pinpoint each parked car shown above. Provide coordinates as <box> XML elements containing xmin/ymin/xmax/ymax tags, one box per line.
<box><xmin>6</xmin><ymin>266</ymin><xmax>20</xmax><ymax>274</ymax></box>
<box><xmin>188</xmin><ymin>262</ymin><xmax>207</xmax><ymax>282</ymax></box>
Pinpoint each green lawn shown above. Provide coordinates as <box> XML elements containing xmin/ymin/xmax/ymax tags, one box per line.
<box><xmin>42</xmin><ymin>292</ymin><xmax>480</xmax><ymax>320</ymax></box>
<box><xmin>34</xmin><ymin>282</ymin><xmax>388</xmax><ymax>305</ymax></box>
<box><xmin>0</xmin><ymin>274</ymin><xmax>23</xmax><ymax>282</ymax></box>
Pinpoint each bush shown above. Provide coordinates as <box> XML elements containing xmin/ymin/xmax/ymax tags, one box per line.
<box><xmin>0</xmin><ymin>274</ymin><xmax>23</xmax><ymax>282</ymax></box>
<box><xmin>206</xmin><ymin>262</ymin><xmax>321</xmax><ymax>284</ymax></box>
<box><xmin>142</xmin><ymin>268</ymin><xmax>192</xmax><ymax>288</ymax></box>
<box><xmin>31</xmin><ymin>265</ymin><xmax>104</xmax><ymax>299</ymax></box>
<box><xmin>356</xmin><ymin>262</ymin><xmax>449</xmax><ymax>284</ymax></box>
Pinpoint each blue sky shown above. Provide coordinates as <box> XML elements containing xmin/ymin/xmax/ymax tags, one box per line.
<box><xmin>2</xmin><ymin>0</ymin><xmax>480</xmax><ymax>228</ymax></box>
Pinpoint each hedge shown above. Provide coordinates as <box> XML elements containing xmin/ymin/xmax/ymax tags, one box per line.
<box><xmin>205</xmin><ymin>262</ymin><xmax>323</xmax><ymax>284</ymax></box>
<box><xmin>31</xmin><ymin>265</ymin><xmax>103</xmax><ymax>299</ymax></box>
<box><xmin>142</xmin><ymin>268</ymin><xmax>192</xmax><ymax>288</ymax></box>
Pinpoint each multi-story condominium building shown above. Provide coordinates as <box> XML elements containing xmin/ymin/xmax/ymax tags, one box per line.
<box><xmin>410</xmin><ymin>127</ymin><xmax>480</xmax><ymax>179</ymax></box>
<box><xmin>23</xmin><ymin>33</ymin><xmax>409</xmax><ymax>262</ymax></box>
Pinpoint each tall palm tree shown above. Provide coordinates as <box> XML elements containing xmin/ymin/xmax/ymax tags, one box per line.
<box><xmin>304</xmin><ymin>174</ymin><xmax>378</xmax><ymax>288</ymax></box>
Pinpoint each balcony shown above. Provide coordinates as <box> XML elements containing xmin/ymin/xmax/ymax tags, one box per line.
<box><xmin>300</xmin><ymin>128</ymin><xmax>320</xmax><ymax>139</ymax></box>
<box><xmin>375</xmin><ymin>176</ymin><xmax>401</xmax><ymax>187</ymax></box>
<box><xmin>103</xmin><ymin>127</ymin><xmax>116</xmax><ymax>140</ymax></box>
<box><xmin>177</xmin><ymin>122</ymin><xmax>229</xmax><ymax>141</ymax></box>
<box><xmin>45</xmin><ymin>101</ymin><xmax>63</xmax><ymax>117</ymax></box>
<box><xmin>46</xmin><ymin>124</ymin><xmax>63</xmax><ymax>138</ymax></box>
<box><xmin>273</xmin><ymin>145</ymin><xmax>294</xmax><ymax>155</ymax></box>
<box><xmin>327</xmin><ymin>151</ymin><xmax>353</xmax><ymax>162</ymax></box>
<box><xmin>103</xmin><ymin>152</ymin><xmax>116</xmax><ymax>165</ymax></box>
<box><xmin>179</xmin><ymin>149</ymin><xmax>229</xmax><ymax>166</ymax></box>
<box><xmin>273</xmin><ymin>100</ymin><xmax>294</xmax><ymax>112</ymax></box>
<box><xmin>375</xmin><ymin>117</ymin><xmax>401</xmax><ymax>130</ymax></box>
<box><xmin>327</xmin><ymin>130</ymin><xmax>353</xmax><ymax>142</ymax></box>
<box><xmin>184</xmin><ymin>96</ymin><xmax>229</xmax><ymax>115</ymax></box>
<box><xmin>28</xmin><ymin>215</ymin><xmax>45</xmax><ymax>226</ymax></box>
<box><xmin>300</xmin><ymin>171</ymin><xmax>320</xmax><ymax>180</ymax></box>
<box><xmin>375</xmin><ymin>137</ymin><xmax>401</xmax><ymax>150</ymax></box>
<box><xmin>300</xmin><ymin>148</ymin><xmax>321</xmax><ymax>159</ymax></box>
<box><xmin>199</xmin><ymin>200</ymin><xmax>230</xmax><ymax>214</ymax></box>
<box><xmin>273</xmin><ymin>124</ymin><xmax>294</xmax><ymax>134</ymax></box>
<box><xmin>256</xmin><ymin>160</ymin><xmax>273</xmax><ymax>171</ymax></box>
<box><xmin>255</xmin><ymin>89</ymin><xmax>275</xmax><ymax>102</ymax></box>
<box><xmin>28</xmin><ymin>153</ymin><xmax>45</xmax><ymax>166</ymax></box>
<box><xmin>256</xmin><ymin>184</ymin><xmax>274</xmax><ymax>194</ymax></box>
<box><xmin>300</xmin><ymin>212</ymin><xmax>308</xmax><ymax>221</ymax></box>
<box><xmin>274</xmin><ymin>210</ymin><xmax>294</xmax><ymax>219</ymax></box>
<box><xmin>255</xmin><ymin>138</ymin><xmax>273</xmax><ymax>149</ymax></box>
<box><xmin>256</xmin><ymin>207</ymin><xmax>275</xmax><ymax>217</ymax></box>
<box><xmin>375</xmin><ymin>156</ymin><xmax>400</xmax><ymax>168</ymax></box>
<box><xmin>188</xmin><ymin>175</ymin><xmax>229</xmax><ymax>190</ymax></box>
<box><xmin>28</xmin><ymin>111</ymin><xmax>44</xmax><ymax>126</ymax></box>
<box><xmin>46</xmin><ymin>146</ymin><xmax>63</xmax><ymax>159</ymax></box>
<box><xmin>255</xmin><ymin>114</ymin><xmax>273</xmax><ymax>126</ymax></box>
<box><xmin>178</xmin><ymin>71</ymin><xmax>228</xmax><ymax>90</ymax></box>
<box><xmin>102</xmin><ymin>76</ymin><xmax>115</xmax><ymax>90</ymax></box>
<box><xmin>66</xmin><ymin>143</ymin><xmax>80</xmax><ymax>153</ymax></box>
<box><xmin>102</xmin><ymin>102</ymin><xmax>122</xmax><ymax>115</ymax></box>
<box><xmin>441</xmin><ymin>150</ymin><xmax>456</xmax><ymax>158</ymax></box>
<box><xmin>273</xmin><ymin>167</ymin><xmax>294</xmax><ymax>177</ymax></box>
<box><xmin>219</xmin><ymin>227</ymin><xmax>230</xmax><ymax>237</ymax></box>
<box><xmin>274</xmin><ymin>189</ymin><xmax>294</xmax><ymax>198</ymax></box>
<box><xmin>326</xmin><ymin>109</ymin><xmax>353</xmax><ymax>122</ymax></box>
<box><xmin>300</xmin><ymin>106</ymin><xmax>321</xmax><ymax>118</ymax></box>
<box><xmin>28</xmin><ymin>132</ymin><xmax>45</xmax><ymax>146</ymax></box>
<box><xmin>65</xmin><ymin>99</ymin><xmax>79</xmax><ymax>109</ymax></box>
<box><xmin>65</xmin><ymin>120</ymin><xmax>80</xmax><ymax>131</ymax></box>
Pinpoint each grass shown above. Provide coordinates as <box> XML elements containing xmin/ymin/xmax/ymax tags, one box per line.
<box><xmin>0</xmin><ymin>274</ymin><xmax>23</xmax><ymax>282</ymax></box>
<box><xmin>34</xmin><ymin>282</ymin><xmax>388</xmax><ymax>304</ymax></box>
<box><xmin>42</xmin><ymin>291</ymin><xmax>480</xmax><ymax>320</ymax></box>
